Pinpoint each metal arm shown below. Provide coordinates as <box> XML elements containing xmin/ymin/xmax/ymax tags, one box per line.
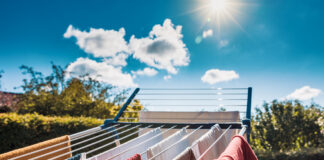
<box><xmin>245</xmin><ymin>87</ymin><xmax>252</xmax><ymax>143</ymax></box>
<box><xmin>113</xmin><ymin>88</ymin><xmax>140</xmax><ymax>122</ymax></box>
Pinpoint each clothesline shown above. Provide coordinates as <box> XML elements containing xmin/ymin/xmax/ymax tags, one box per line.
<box><xmin>29</xmin><ymin>125</ymin><xmax>131</xmax><ymax>160</ymax></box>
<box><xmin>149</xmin><ymin>125</ymin><xmax>204</xmax><ymax>160</ymax></box>
<box><xmin>86</xmin><ymin>125</ymin><xmax>153</xmax><ymax>156</ymax></box>
<box><xmin>105</xmin><ymin>125</ymin><xmax>177</xmax><ymax>160</ymax></box>
<box><xmin>8</xmin><ymin>124</ymin><xmax>120</xmax><ymax>160</ymax></box>
<box><xmin>49</xmin><ymin>125</ymin><xmax>140</xmax><ymax>160</ymax></box>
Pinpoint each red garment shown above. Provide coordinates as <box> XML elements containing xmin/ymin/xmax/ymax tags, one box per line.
<box><xmin>127</xmin><ymin>154</ymin><xmax>142</xmax><ymax>160</ymax></box>
<box><xmin>216</xmin><ymin>135</ymin><xmax>258</xmax><ymax>160</ymax></box>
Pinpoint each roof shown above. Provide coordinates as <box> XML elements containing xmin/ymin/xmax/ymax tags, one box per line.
<box><xmin>0</xmin><ymin>91</ymin><xmax>22</xmax><ymax>107</ymax></box>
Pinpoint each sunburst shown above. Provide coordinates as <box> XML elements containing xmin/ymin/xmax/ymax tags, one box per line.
<box><xmin>187</xmin><ymin>0</ymin><xmax>247</xmax><ymax>38</ymax></box>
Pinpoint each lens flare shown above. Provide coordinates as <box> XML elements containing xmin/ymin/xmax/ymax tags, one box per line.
<box><xmin>210</xmin><ymin>0</ymin><xmax>228</xmax><ymax>13</ymax></box>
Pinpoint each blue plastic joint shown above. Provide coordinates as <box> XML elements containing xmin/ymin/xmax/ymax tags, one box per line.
<box><xmin>242</xmin><ymin>119</ymin><xmax>251</xmax><ymax>143</ymax></box>
<box><xmin>101</xmin><ymin>119</ymin><xmax>119</xmax><ymax>139</ymax></box>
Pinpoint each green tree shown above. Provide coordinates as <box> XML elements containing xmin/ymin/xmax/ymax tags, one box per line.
<box><xmin>251</xmin><ymin>100</ymin><xmax>323</xmax><ymax>152</ymax></box>
<box><xmin>17</xmin><ymin>63</ymin><xmax>142</xmax><ymax>119</ymax></box>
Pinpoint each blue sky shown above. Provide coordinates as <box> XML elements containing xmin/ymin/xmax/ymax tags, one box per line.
<box><xmin>0</xmin><ymin>0</ymin><xmax>323</xmax><ymax>112</ymax></box>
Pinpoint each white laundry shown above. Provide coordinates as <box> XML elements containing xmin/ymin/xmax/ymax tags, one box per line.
<box><xmin>191</xmin><ymin>124</ymin><xmax>230</xmax><ymax>160</ymax></box>
<box><xmin>88</xmin><ymin>128</ymin><xmax>163</xmax><ymax>160</ymax></box>
<box><xmin>147</xmin><ymin>128</ymin><xmax>188</xmax><ymax>160</ymax></box>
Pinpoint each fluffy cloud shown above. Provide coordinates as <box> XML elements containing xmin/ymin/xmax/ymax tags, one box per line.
<box><xmin>64</xmin><ymin>25</ymin><xmax>129</xmax><ymax>58</ymax></box>
<box><xmin>104</xmin><ymin>53</ymin><xmax>128</xmax><ymax>66</ymax></box>
<box><xmin>201</xmin><ymin>69</ymin><xmax>239</xmax><ymax>84</ymax></box>
<box><xmin>286</xmin><ymin>86</ymin><xmax>321</xmax><ymax>100</ymax></box>
<box><xmin>219</xmin><ymin>40</ymin><xmax>229</xmax><ymax>48</ymax></box>
<box><xmin>202</xmin><ymin>29</ymin><xmax>213</xmax><ymax>38</ymax></box>
<box><xmin>163</xmin><ymin>75</ymin><xmax>172</xmax><ymax>80</ymax></box>
<box><xmin>129</xmin><ymin>19</ymin><xmax>190</xmax><ymax>74</ymax></box>
<box><xmin>64</xmin><ymin>19</ymin><xmax>191</xmax><ymax>88</ymax></box>
<box><xmin>131</xmin><ymin>68</ymin><xmax>158</xmax><ymax>77</ymax></box>
<box><xmin>66</xmin><ymin>57</ymin><xmax>137</xmax><ymax>88</ymax></box>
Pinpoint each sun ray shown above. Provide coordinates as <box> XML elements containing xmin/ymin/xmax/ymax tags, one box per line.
<box><xmin>178</xmin><ymin>0</ymin><xmax>250</xmax><ymax>38</ymax></box>
<box><xmin>223</xmin><ymin>9</ymin><xmax>246</xmax><ymax>33</ymax></box>
<box><xmin>173</xmin><ymin>4</ymin><xmax>209</xmax><ymax>18</ymax></box>
<box><xmin>173</xmin><ymin>0</ymin><xmax>251</xmax><ymax>40</ymax></box>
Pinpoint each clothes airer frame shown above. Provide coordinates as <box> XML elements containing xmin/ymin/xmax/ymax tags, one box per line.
<box><xmin>8</xmin><ymin>87</ymin><xmax>252</xmax><ymax>160</ymax></box>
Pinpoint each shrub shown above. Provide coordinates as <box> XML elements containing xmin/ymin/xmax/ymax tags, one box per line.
<box><xmin>0</xmin><ymin>112</ymin><xmax>104</xmax><ymax>153</ymax></box>
<box><xmin>0</xmin><ymin>106</ymin><xmax>12</xmax><ymax>113</ymax></box>
<box><xmin>255</xmin><ymin>148</ymin><xmax>324</xmax><ymax>160</ymax></box>
<box><xmin>251</xmin><ymin>100</ymin><xmax>324</xmax><ymax>151</ymax></box>
<box><xmin>17</xmin><ymin>64</ymin><xmax>144</xmax><ymax>119</ymax></box>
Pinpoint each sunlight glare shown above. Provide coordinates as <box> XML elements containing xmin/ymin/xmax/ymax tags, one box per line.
<box><xmin>180</xmin><ymin>0</ymin><xmax>247</xmax><ymax>36</ymax></box>
<box><xmin>210</xmin><ymin>0</ymin><xmax>228</xmax><ymax>13</ymax></box>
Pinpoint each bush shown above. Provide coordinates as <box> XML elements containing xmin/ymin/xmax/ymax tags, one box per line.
<box><xmin>255</xmin><ymin>148</ymin><xmax>324</xmax><ymax>160</ymax></box>
<box><xmin>16</xmin><ymin>64</ymin><xmax>144</xmax><ymax>119</ymax></box>
<box><xmin>251</xmin><ymin>100</ymin><xmax>324</xmax><ymax>151</ymax></box>
<box><xmin>0</xmin><ymin>112</ymin><xmax>104</xmax><ymax>153</ymax></box>
<box><xmin>0</xmin><ymin>106</ymin><xmax>12</xmax><ymax>113</ymax></box>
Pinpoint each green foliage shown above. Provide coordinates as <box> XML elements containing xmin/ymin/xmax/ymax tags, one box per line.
<box><xmin>255</xmin><ymin>148</ymin><xmax>324</xmax><ymax>160</ymax></box>
<box><xmin>0</xmin><ymin>112</ymin><xmax>103</xmax><ymax>153</ymax></box>
<box><xmin>109</xmin><ymin>99</ymin><xmax>143</xmax><ymax>122</ymax></box>
<box><xmin>0</xmin><ymin>106</ymin><xmax>12</xmax><ymax>113</ymax></box>
<box><xmin>251</xmin><ymin>100</ymin><xmax>324</xmax><ymax>152</ymax></box>
<box><xmin>17</xmin><ymin>64</ymin><xmax>142</xmax><ymax>119</ymax></box>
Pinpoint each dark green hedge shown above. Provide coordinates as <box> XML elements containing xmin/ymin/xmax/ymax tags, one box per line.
<box><xmin>0</xmin><ymin>113</ymin><xmax>103</xmax><ymax>153</ymax></box>
<box><xmin>255</xmin><ymin>148</ymin><xmax>324</xmax><ymax>160</ymax></box>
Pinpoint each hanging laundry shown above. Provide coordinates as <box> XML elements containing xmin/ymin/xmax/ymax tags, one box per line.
<box><xmin>127</xmin><ymin>154</ymin><xmax>142</xmax><ymax>160</ymax></box>
<box><xmin>89</xmin><ymin>128</ymin><xmax>163</xmax><ymax>160</ymax></box>
<box><xmin>150</xmin><ymin>135</ymin><xmax>190</xmax><ymax>160</ymax></box>
<box><xmin>173</xmin><ymin>147</ymin><xmax>195</xmax><ymax>160</ymax></box>
<box><xmin>192</xmin><ymin>125</ymin><xmax>229</xmax><ymax>160</ymax></box>
<box><xmin>0</xmin><ymin>135</ymin><xmax>72</xmax><ymax>160</ymax></box>
<box><xmin>150</xmin><ymin>125</ymin><xmax>208</xmax><ymax>160</ymax></box>
<box><xmin>216</xmin><ymin>135</ymin><xmax>258</xmax><ymax>160</ymax></box>
<box><xmin>147</xmin><ymin>128</ymin><xmax>188</xmax><ymax>160</ymax></box>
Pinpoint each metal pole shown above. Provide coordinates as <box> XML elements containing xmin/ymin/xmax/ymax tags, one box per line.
<box><xmin>246</xmin><ymin>87</ymin><xmax>252</xmax><ymax>143</ymax></box>
<box><xmin>113</xmin><ymin>88</ymin><xmax>140</xmax><ymax>122</ymax></box>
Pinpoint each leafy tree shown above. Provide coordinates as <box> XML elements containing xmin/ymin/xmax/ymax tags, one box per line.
<box><xmin>109</xmin><ymin>99</ymin><xmax>143</xmax><ymax>122</ymax></box>
<box><xmin>251</xmin><ymin>100</ymin><xmax>324</xmax><ymax>152</ymax></box>
<box><xmin>17</xmin><ymin>63</ymin><xmax>142</xmax><ymax>119</ymax></box>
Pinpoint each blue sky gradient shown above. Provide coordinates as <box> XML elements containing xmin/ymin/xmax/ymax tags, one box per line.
<box><xmin>0</xmin><ymin>0</ymin><xmax>323</xmax><ymax>110</ymax></box>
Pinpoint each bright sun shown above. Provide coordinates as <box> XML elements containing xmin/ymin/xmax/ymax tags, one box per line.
<box><xmin>184</xmin><ymin>0</ymin><xmax>246</xmax><ymax>39</ymax></box>
<box><xmin>210</xmin><ymin>0</ymin><xmax>228</xmax><ymax>13</ymax></box>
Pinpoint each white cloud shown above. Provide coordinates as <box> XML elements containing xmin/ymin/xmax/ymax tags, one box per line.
<box><xmin>219</xmin><ymin>40</ymin><xmax>229</xmax><ymax>48</ymax></box>
<box><xmin>201</xmin><ymin>69</ymin><xmax>239</xmax><ymax>84</ymax></box>
<box><xmin>286</xmin><ymin>86</ymin><xmax>321</xmax><ymax>101</ymax></box>
<box><xmin>104</xmin><ymin>53</ymin><xmax>128</xmax><ymax>66</ymax></box>
<box><xmin>202</xmin><ymin>29</ymin><xmax>213</xmax><ymax>38</ymax></box>
<box><xmin>66</xmin><ymin>57</ymin><xmax>137</xmax><ymax>88</ymax></box>
<box><xmin>163</xmin><ymin>75</ymin><xmax>172</xmax><ymax>80</ymax></box>
<box><xmin>129</xmin><ymin>19</ymin><xmax>190</xmax><ymax>74</ymax></box>
<box><xmin>63</xmin><ymin>19</ymin><xmax>191</xmax><ymax>88</ymax></box>
<box><xmin>64</xmin><ymin>25</ymin><xmax>129</xmax><ymax>58</ymax></box>
<box><xmin>131</xmin><ymin>68</ymin><xmax>158</xmax><ymax>77</ymax></box>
